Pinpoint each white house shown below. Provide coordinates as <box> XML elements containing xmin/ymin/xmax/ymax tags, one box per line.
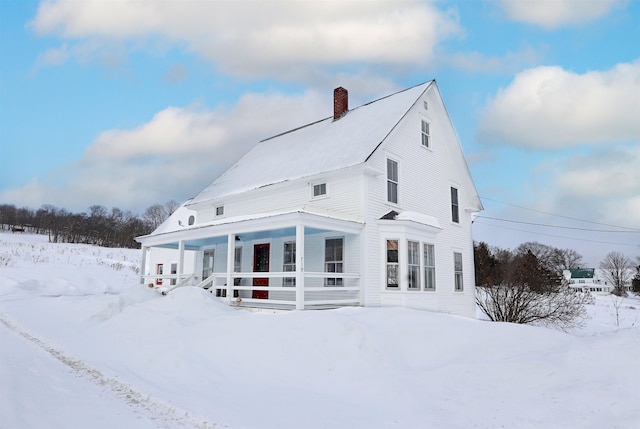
<box><xmin>136</xmin><ymin>81</ymin><xmax>483</xmax><ymax>317</ymax></box>
<box><xmin>564</xmin><ymin>268</ymin><xmax>634</xmax><ymax>294</ymax></box>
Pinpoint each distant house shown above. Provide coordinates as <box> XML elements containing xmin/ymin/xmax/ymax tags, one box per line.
<box><xmin>136</xmin><ymin>81</ymin><xmax>483</xmax><ymax>317</ymax></box>
<box><xmin>564</xmin><ymin>268</ymin><xmax>634</xmax><ymax>294</ymax></box>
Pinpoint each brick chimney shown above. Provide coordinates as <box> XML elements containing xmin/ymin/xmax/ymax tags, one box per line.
<box><xmin>333</xmin><ymin>87</ymin><xmax>348</xmax><ymax>120</ymax></box>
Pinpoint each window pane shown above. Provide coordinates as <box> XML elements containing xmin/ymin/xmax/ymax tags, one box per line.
<box><xmin>387</xmin><ymin>264</ymin><xmax>399</xmax><ymax>288</ymax></box>
<box><xmin>451</xmin><ymin>187</ymin><xmax>459</xmax><ymax>223</ymax></box>
<box><xmin>313</xmin><ymin>183</ymin><xmax>326</xmax><ymax>197</ymax></box>
<box><xmin>387</xmin><ymin>159</ymin><xmax>398</xmax><ymax>181</ymax></box>
<box><xmin>424</xmin><ymin>244</ymin><xmax>435</xmax><ymax>290</ymax></box>
<box><xmin>388</xmin><ymin>181</ymin><xmax>398</xmax><ymax>204</ymax></box>
<box><xmin>408</xmin><ymin>240</ymin><xmax>420</xmax><ymax>290</ymax></box>
<box><xmin>421</xmin><ymin>120</ymin><xmax>430</xmax><ymax>147</ymax></box>
<box><xmin>325</xmin><ymin>238</ymin><xmax>344</xmax><ymax>286</ymax></box>
<box><xmin>454</xmin><ymin>252</ymin><xmax>463</xmax><ymax>291</ymax></box>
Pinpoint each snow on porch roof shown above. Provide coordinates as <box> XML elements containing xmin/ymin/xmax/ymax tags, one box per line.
<box><xmin>187</xmin><ymin>81</ymin><xmax>434</xmax><ymax>206</ymax></box>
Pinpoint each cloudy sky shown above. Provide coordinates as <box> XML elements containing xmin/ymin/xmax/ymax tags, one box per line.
<box><xmin>1</xmin><ymin>0</ymin><xmax>639</xmax><ymax>266</ymax></box>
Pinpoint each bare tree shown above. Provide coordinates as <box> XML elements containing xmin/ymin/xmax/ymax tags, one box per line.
<box><xmin>600</xmin><ymin>251</ymin><xmax>634</xmax><ymax>296</ymax></box>
<box><xmin>143</xmin><ymin>204</ymin><xmax>168</xmax><ymax>231</ymax></box>
<box><xmin>476</xmin><ymin>283</ymin><xmax>589</xmax><ymax>331</ymax></box>
<box><xmin>551</xmin><ymin>248</ymin><xmax>584</xmax><ymax>272</ymax></box>
<box><xmin>476</xmin><ymin>244</ymin><xmax>589</xmax><ymax>331</ymax></box>
<box><xmin>165</xmin><ymin>200</ymin><xmax>179</xmax><ymax>216</ymax></box>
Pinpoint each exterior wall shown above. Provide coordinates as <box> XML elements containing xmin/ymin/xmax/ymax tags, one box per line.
<box><xmin>362</xmin><ymin>85</ymin><xmax>477</xmax><ymax>317</ymax></box>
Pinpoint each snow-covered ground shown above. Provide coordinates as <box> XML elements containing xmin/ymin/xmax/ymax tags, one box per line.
<box><xmin>1</xmin><ymin>231</ymin><xmax>638</xmax><ymax>429</ymax></box>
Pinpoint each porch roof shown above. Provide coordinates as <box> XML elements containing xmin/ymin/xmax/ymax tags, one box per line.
<box><xmin>136</xmin><ymin>208</ymin><xmax>364</xmax><ymax>250</ymax></box>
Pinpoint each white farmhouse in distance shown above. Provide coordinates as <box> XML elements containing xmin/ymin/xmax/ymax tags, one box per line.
<box><xmin>136</xmin><ymin>81</ymin><xmax>483</xmax><ymax>318</ymax></box>
<box><xmin>564</xmin><ymin>268</ymin><xmax>634</xmax><ymax>294</ymax></box>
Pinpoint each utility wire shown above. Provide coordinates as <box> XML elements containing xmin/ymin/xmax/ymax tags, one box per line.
<box><xmin>475</xmin><ymin>215</ymin><xmax>640</xmax><ymax>233</ymax></box>
<box><xmin>479</xmin><ymin>196</ymin><xmax>640</xmax><ymax>231</ymax></box>
<box><xmin>474</xmin><ymin>220</ymin><xmax>640</xmax><ymax>247</ymax></box>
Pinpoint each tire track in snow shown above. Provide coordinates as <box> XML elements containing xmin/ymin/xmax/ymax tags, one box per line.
<box><xmin>0</xmin><ymin>313</ymin><xmax>221</xmax><ymax>429</ymax></box>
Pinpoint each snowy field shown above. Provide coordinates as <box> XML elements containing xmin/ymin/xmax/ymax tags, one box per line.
<box><xmin>1</xmin><ymin>231</ymin><xmax>638</xmax><ymax>429</ymax></box>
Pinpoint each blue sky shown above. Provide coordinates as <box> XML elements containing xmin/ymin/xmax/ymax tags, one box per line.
<box><xmin>1</xmin><ymin>0</ymin><xmax>639</xmax><ymax>266</ymax></box>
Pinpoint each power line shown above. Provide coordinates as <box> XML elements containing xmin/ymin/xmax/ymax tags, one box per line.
<box><xmin>474</xmin><ymin>220</ymin><xmax>640</xmax><ymax>247</ymax></box>
<box><xmin>475</xmin><ymin>215</ymin><xmax>640</xmax><ymax>233</ymax></box>
<box><xmin>479</xmin><ymin>196</ymin><xmax>640</xmax><ymax>231</ymax></box>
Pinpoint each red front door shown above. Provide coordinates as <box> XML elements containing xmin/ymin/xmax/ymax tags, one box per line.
<box><xmin>252</xmin><ymin>243</ymin><xmax>270</xmax><ymax>299</ymax></box>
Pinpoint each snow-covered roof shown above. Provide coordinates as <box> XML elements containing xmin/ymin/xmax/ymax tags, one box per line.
<box><xmin>187</xmin><ymin>81</ymin><xmax>434</xmax><ymax>206</ymax></box>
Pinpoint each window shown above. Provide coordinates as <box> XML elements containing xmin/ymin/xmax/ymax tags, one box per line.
<box><xmin>454</xmin><ymin>252</ymin><xmax>463</xmax><ymax>291</ymax></box>
<box><xmin>325</xmin><ymin>238</ymin><xmax>344</xmax><ymax>286</ymax></box>
<box><xmin>202</xmin><ymin>249</ymin><xmax>214</xmax><ymax>281</ymax></box>
<box><xmin>313</xmin><ymin>183</ymin><xmax>327</xmax><ymax>197</ymax></box>
<box><xmin>421</xmin><ymin>120</ymin><xmax>430</xmax><ymax>148</ymax></box>
<box><xmin>156</xmin><ymin>263</ymin><xmax>163</xmax><ymax>285</ymax></box>
<box><xmin>234</xmin><ymin>247</ymin><xmax>242</xmax><ymax>286</ymax></box>
<box><xmin>216</xmin><ymin>206</ymin><xmax>224</xmax><ymax>216</ymax></box>
<box><xmin>387</xmin><ymin>158</ymin><xmax>398</xmax><ymax>204</ymax></box>
<box><xmin>188</xmin><ymin>215</ymin><xmax>195</xmax><ymax>226</ymax></box>
<box><xmin>170</xmin><ymin>262</ymin><xmax>178</xmax><ymax>286</ymax></box>
<box><xmin>283</xmin><ymin>242</ymin><xmax>296</xmax><ymax>286</ymax></box>
<box><xmin>234</xmin><ymin>247</ymin><xmax>242</xmax><ymax>272</ymax></box>
<box><xmin>451</xmin><ymin>187</ymin><xmax>459</xmax><ymax>223</ymax></box>
<box><xmin>424</xmin><ymin>244</ymin><xmax>435</xmax><ymax>290</ymax></box>
<box><xmin>386</xmin><ymin>240</ymin><xmax>399</xmax><ymax>288</ymax></box>
<box><xmin>407</xmin><ymin>241</ymin><xmax>420</xmax><ymax>290</ymax></box>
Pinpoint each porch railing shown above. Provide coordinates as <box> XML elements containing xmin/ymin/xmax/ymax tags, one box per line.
<box><xmin>143</xmin><ymin>271</ymin><xmax>361</xmax><ymax>309</ymax></box>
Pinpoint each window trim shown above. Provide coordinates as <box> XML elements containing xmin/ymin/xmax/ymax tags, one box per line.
<box><xmin>311</xmin><ymin>182</ymin><xmax>328</xmax><ymax>199</ymax></box>
<box><xmin>324</xmin><ymin>237</ymin><xmax>344</xmax><ymax>287</ymax></box>
<box><xmin>424</xmin><ymin>243</ymin><xmax>436</xmax><ymax>291</ymax></box>
<box><xmin>170</xmin><ymin>262</ymin><xmax>178</xmax><ymax>286</ymax></box>
<box><xmin>283</xmin><ymin>241</ymin><xmax>296</xmax><ymax>286</ymax></box>
<box><xmin>450</xmin><ymin>186</ymin><xmax>459</xmax><ymax>224</ymax></box>
<box><xmin>454</xmin><ymin>252</ymin><xmax>464</xmax><ymax>292</ymax></box>
<box><xmin>421</xmin><ymin>119</ymin><xmax>431</xmax><ymax>148</ymax></box>
<box><xmin>407</xmin><ymin>240</ymin><xmax>420</xmax><ymax>290</ymax></box>
<box><xmin>156</xmin><ymin>263</ymin><xmax>164</xmax><ymax>285</ymax></box>
<box><xmin>387</xmin><ymin>158</ymin><xmax>399</xmax><ymax>204</ymax></box>
<box><xmin>386</xmin><ymin>239</ymin><xmax>399</xmax><ymax>289</ymax></box>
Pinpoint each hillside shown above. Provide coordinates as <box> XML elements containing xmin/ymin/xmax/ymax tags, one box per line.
<box><xmin>1</xmin><ymin>231</ymin><xmax>638</xmax><ymax>429</ymax></box>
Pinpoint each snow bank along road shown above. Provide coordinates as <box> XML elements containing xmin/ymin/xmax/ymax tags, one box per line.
<box><xmin>0</xmin><ymin>312</ymin><xmax>218</xmax><ymax>429</ymax></box>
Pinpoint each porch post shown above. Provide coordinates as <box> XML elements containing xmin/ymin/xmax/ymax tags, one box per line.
<box><xmin>226</xmin><ymin>234</ymin><xmax>235</xmax><ymax>304</ymax></box>
<box><xmin>140</xmin><ymin>246</ymin><xmax>148</xmax><ymax>285</ymax></box>
<box><xmin>178</xmin><ymin>240</ymin><xmax>185</xmax><ymax>283</ymax></box>
<box><xmin>295</xmin><ymin>223</ymin><xmax>305</xmax><ymax>310</ymax></box>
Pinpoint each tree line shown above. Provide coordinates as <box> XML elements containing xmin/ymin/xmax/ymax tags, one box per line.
<box><xmin>0</xmin><ymin>201</ymin><xmax>178</xmax><ymax>249</ymax></box>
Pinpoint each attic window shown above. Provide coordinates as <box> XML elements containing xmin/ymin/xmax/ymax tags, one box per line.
<box><xmin>423</xmin><ymin>101</ymin><xmax>429</xmax><ymax>110</ymax></box>
<box><xmin>188</xmin><ymin>215</ymin><xmax>195</xmax><ymax>226</ymax></box>
<box><xmin>421</xmin><ymin>120</ymin><xmax>431</xmax><ymax>148</ymax></box>
<box><xmin>216</xmin><ymin>206</ymin><xmax>224</xmax><ymax>216</ymax></box>
<box><xmin>387</xmin><ymin>158</ymin><xmax>398</xmax><ymax>204</ymax></box>
<box><xmin>313</xmin><ymin>183</ymin><xmax>327</xmax><ymax>198</ymax></box>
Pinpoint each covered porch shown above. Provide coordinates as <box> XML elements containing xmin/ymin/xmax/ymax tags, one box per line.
<box><xmin>138</xmin><ymin>210</ymin><xmax>364</xmax><ymax>310</ymax></box>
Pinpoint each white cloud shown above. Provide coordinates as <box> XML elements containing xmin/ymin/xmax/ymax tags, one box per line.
<box><xmin>0</xmin><ymin>90</ymin><xmax>332</xmax><ymax>213</ymax></box>
<box><xmin>442</xmin><ymin>45</ymin><xmax>542</xmax><ymax>74</ymax></box>
<box><xmin>550</xmin><ymin>144</ymin><xmax>640</xmax><ymax>228</ymax></box>
<box><xmin>32</xmin><ymin>43</ymin><xmax>69</xmax><ymax>71</ymax></box>
<box><xmin>500</xmin><ymin>0</ymin><xmax>626</xmax><ymax>29</ymax></box>
<box><xmin>29</xmin><ymin>0</ymin><xmax>461</xmax><ymax>81</ymax></box>
<box><xmin>477</xmin><ymin>61</ymin><xmax>640</xmax><ymax>149</ymax></box>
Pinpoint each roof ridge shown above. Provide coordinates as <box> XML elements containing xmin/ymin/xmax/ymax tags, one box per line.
<box><xmin>260</xmin><ymin>80</ymin><xmax>435</xmax><ymax>143</ymax></box>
